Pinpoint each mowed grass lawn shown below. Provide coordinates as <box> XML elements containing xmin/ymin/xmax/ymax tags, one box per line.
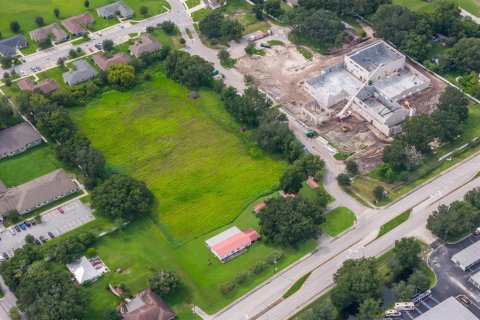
<box><xmin>393</xmin><ymin>0</ymin><xmax>480</xmax><ymax>15</ymax></box>
<box><xmin>0</xmin><ymin>143</ymin><xmax>60</xmax><ymax>186</ymax></box>
<box><xmin>0</xmin><ymin>0</ymin><xmax>169</xmax><ymax>39</ymax></box>
<box><xmin>71</xmin><ymin>68</ymin><xmax>285</xmax><ymax>243</ymax></box>
<box><xmin>321</xmin><ymin>207</ymin><xmax>356</xmax><ymax>237</ymax></box>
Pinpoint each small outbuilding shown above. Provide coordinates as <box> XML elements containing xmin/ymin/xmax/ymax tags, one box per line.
<box><xmin>307</xmin><ymin>177</ymin><xmax>319</xmax><ymax>189</ymax></box>
<box><xmin>451</xmin><ymin>240</ymin><xmax>480</xmax><ymax>271</ymax></box>
<box><xmin>253</xmin><ymin>202</ymin><xmax>266</xmax><ymax>214</ymax></box>
<box><xmin>67</xmin><ymin>256</ymin><xmax>109</xmax><ymax>285</ymax></box>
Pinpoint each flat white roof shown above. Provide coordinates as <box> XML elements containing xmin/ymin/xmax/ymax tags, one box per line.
<box><xmin>375</xmin><ymin>68</ymin><xmax>429</xmax><ymax>99</ymax></box>
<box><xmin>415</xmin><ymin>297</ymin><xmax>477</xmax><ymax>320</ymax></box>
<box><xmin>307</xmin><ymin>67</ymin><xmax>362</xmax><ymax>98</ymax></box>
<box><xmin>470</xmin><ymin>270</ymin><xmax>480</xmax><ymax>285</ymax></box>
<box><xmin>451</xmin><ymin>240</ymin><xmax>480</xmax><ymax>269</ymax></box>
<box><xmin>205</xmin><ymin>226</ymin><xmax>241</xmax><ymax>248</ymax></box>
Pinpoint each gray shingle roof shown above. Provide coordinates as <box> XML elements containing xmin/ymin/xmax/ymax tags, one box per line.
<box><xmin>416</xmin><ymin>297</ymin><xmax>477</xmax><ymax>320</ymax></box>
<box><xmin>451</xmin><ymin>240</ymin><xmax>480</xmax><ymax>270</ymax></box>
<box><xmin>97</xmin><ymin>1</ymin><xmax>134</xmax><ymax>18</ymax></box>
<box><xmin>0</xmin><ymin>122</ymin><xmax>42</xmax><ymax>157</ymax></box>
<box><xmin>29</xmin><ymin>23</ymin><xmax>68</xmax><ymax>43</ymax></box>
<box><xmin>0</xmin><ymin>35</ymin><xmax>27</xmax><ymax>57</ymax></box>
<box><xmin>0</xmin><ymin>169</ymin><xmax>79</xmax><ymax>215</ymax></box>
<box><xmin>63</xmin><ymin>60</ymin><xmax>98</xmax><ymax>85</ymax></box>
<box><xmin>129</xmin><ymin>34</ymin><xmax>161</xmax><ymax>58</ymax></box>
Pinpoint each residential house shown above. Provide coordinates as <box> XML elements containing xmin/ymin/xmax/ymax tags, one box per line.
<box><xmin>0</xmin><ymin>169</ymin><xmax>79</xmax><ymax>216</ymax></box>
<box><xmin>63</xmin><ymin>60</ymin><xmax>98</xmax><ymax>85</ymax></box>
<box><xmin>67</xmin><ymin>256</ymin><xmax>109</xmax><ymax>284</ymax></box>
<box><xmin>121</xmin><ymin>289</ymin><xmax>176</xmax><ymax>320</ymax></box>
<box><xmin>129</xmin><ymin>34</ymin><xmax>161</xmax><ymax>58</ymax></box>
<box><xmin>205</xmin><ymin>226</ymin><xmax>260</xmax><ymax>262</ymax></box>
<box><xmin>0</xmin><ymin>35</ymin><xmax>27</xmax><ymax>57</ymax></box>
<box><xmin>97</xmin><ymin>1</ymin><xmax>134</xmax><ymax>19</ymax></box>
<box><xmin>0</xmin><ymin>122</ymin><xmax>42</xmax><ymax>160</ymax></box>
<box><xmin>92</xmin><ymin>52</ymin><xmax>130</xmax><ymax>71</ymax></box>
<box><xmin>62</xmin><ymin>13</ymin><xmax>94</xmax><ymax>35</ymax></box>
<box><xmin>29</xmin><ymin>23</ymin><xmax>68</xmax><ymax>43</ymax></box>
<box><xmin>17</xmin><ymin>78</ymin><xmax>60</xmax><ymax>94</ymax></box>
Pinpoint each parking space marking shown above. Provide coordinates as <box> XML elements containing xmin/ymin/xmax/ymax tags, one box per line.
<box><xmin>430</xmin><ymin>295</ymin><xmax>441</xmax><ymax>304</ymax></box>
<box><xmin>420</xmin><ymin>301</ymin><xmax>431</xmax><ymax>309</ymax></box>
<box><xmin>403</xmin><ymin>311</ymin><xmax>414</xmax><ymax>320</ymax></box>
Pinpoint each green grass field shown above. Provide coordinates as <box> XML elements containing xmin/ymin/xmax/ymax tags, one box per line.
<box><xmin>393</xmin><ymin>0</ymin><xmax>480</xmax><ymax>15</ymax></box>
<box><xmin>0</xmin><ymin>144</ymin><xmax>61</xmax><ymax>187</ymax></box>
<box><xmin>185</xmin><ymin>0</ymin><xmax>201</xmax><ymax>9</ymax></box>
<box><xmin>321</xmin><ymin>207</ymin><xmax>356</xmax><ymax>237</ymax></box>
<box><xmin>283</xmin><ymin>272</ymin><xmax>311</xmax><ymax>298</ymax></box>
<box><xmin>220</xmin><ymin>0</ymin><xmax>271</xmax><ymax>35</ymax></box>
<box><xmin>71</xmin><ymin>67</ymin><xmax>285</xmax><ymax>243</ymax></box>
<box><xmin>376</xmin><ymin>209</ymin><xmax>411</xmax><ymax>239</ymax></box>
<box><xmin>0</xmin><ymin>0</ymin><xmax>169</xmax><ymax>40</ymax></box>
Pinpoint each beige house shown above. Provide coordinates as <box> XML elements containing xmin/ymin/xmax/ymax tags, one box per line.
<box><xmin>0</xmin><ymin>123</ymin><xmax>42</xmax><ymax>160</ymax></box>
<box><xmin>0</xmin><ymin>169</ymin><xmax>79</xmax><ymax>215</ymax></box>
<box><xmin>129</xmin><ymin>34</ymin><xmax>161</xmax><ymax>58</ymax></box>
<box><xmin>29</xmin><ymin>23</ymin><xmax>68</xmax><ymax>43</ymax></box>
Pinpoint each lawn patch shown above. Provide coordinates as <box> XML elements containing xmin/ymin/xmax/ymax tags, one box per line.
<box><xmin>321</xmin><ymin>207</ymin><xmax>356</xmax><ymax>237</ymax></box>
<box><xmin>299</xmin><ymin>181</ymin><xmax>335</xmax><ymax>204</ymax></box>
<box><xmin>0</xmin><ymin>144</ymin><xmax>61</xmax><ymax>186</ymax></box>
<box><xmin>376</xmin><ymin>209</ymin><xmax>411</xmax><ymax>239</ymax></box>
<box><xmin>283</xmin><ymin>272</ymin><xmax>311</xmax><ymax>299</ymax></box>
<box><xmin>185</xmin><ymin>0</ymin><xmax>201</xmax><ymax>9</ymax></box>
<box><xmin>334</xmin><ymin>151</ymin><xmax>353</xmax><ymax>160</ymax></box>
<box><xmin>192</xmin><ymin>8</ymin><xmax>212</xmax><ymax>22</ymax></box>
<box><xmin>297</xmin><ymin>46</ymin><xmax>313</xmax><ymax>60</ymax></box>
<box><xmin>267</xmin><ymin>39</ymin><xmax>284</xmax><ymax>46</ymax></box>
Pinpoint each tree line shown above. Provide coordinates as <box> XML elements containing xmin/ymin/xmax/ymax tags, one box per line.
<box><xmin>380</xmin><ymin>87</ymin><xmax>469</xmax><ymax>181</ymax></box>
<box><xmin>300</xmin><ymin>237</ymin><xmax>430</xmax><ymax>319</ymax></box>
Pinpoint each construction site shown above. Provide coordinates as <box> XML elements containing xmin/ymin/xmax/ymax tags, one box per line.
<box><xmin>236</xmin><ymin>38</ymin><xmax>447</xmax><ymax>171</ymax></box>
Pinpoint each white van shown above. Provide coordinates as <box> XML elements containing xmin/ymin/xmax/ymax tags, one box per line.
<box><xmin>395</xmin><ymin>302</ymin><xmax>415</xmax><ymax>311</ymax></box>
<box><xmin>385</xmin><ymin>309</ymin><xmax>401</xmax><ymax>317</ymax></box>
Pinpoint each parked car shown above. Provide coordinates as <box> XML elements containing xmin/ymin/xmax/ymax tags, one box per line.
<box><xmin>39</xmin><ymin>236</ymin><xmax>47</xmax><ymax>243</ymax></box>
<box><xmin>34</xmin><ymin>238</ymin><xmax>41</xmax><ymax>245</ymax></box>
<box><xmin>9</xmin><ymin>228</ymin><xmax>15</xmax><ymax>235</ymax></box>
<box><xmin>89</xmin><ymin>47</ymin><xmax>94</xmax><ymax>52</ymax></box>
<box><xmin>3</xmin><ymin>252</ymin><xmax>9</xmax><ymax>260</ymax></box>
<box><xmin>58</xmin><ymin>207</ymin><xmax>64</xmax><ymax>214</ymax></box>
<box><xmin>19</xmin><ymin>223</ymin><xmax>26</xmax><ymax>230</ymax></box>
<box><xmin>36</xmin><ymin>66</ymin><xmax>41</xmax><ymax>71</ymax></box>
<box><xmin>48</xmin><ymin>232</ymin><xmax>55</xmax><ymax>239</ymax></box>
<box><xmin>24</xmin><ymin>220</ymin><xmax>31</xmax><ymax>227</ymax></box>
<box><xmin>20</xmin><ymin>70</ymin><xmax>26</xmax><ymax>76</ymax></box>
<box><xmin>0</xmin><ymin>255</ymin><xmax>4</xmax><ymax>261</ymax></box>
<box><xmin>385</xmin><ymin>309</ymin><xmax>401</xmax><ymax>317</ymax></box>
<box><xmin>474</xmin><ymin>227</ymin><xmax>480</xmax><ymax>236</ymax></box>
<box><xmin>30</xmin><ymin>219</ymin><xmax>36</xmax><ymax>225</ymax></box>
<box><xmin>14</xmin><ymin>226</ymin><xmax>21</xmax><ymax>232</ymax></box>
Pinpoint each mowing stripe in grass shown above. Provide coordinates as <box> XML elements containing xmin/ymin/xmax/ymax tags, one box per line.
<box><xmin>376</xmin><ymin>209</ymin><xmax>412</xmax><ymax>239</ymax></box>
<box><xmin>283</xmin><ymin>272</ymin><xmax>312</xmax><ymax>299</ymax></box>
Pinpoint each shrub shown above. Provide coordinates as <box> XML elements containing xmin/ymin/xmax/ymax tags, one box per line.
<box><xmin>219</xmin><ymin>281</ymin><xmax>236</xmax><ymax>295</ymax></box>
<box><xmin>266</xmin><ymin>250</ymin><xmax>284</xmax><ymax>264</ymax></box>
<box><xmin>251</xmin><ymin>261</ymin><xmax>267</xmax><ymax>274</ymax></box>
<box><xmin>235</xmin><ymin>271</ymin><xmax>251</xmax><ymax>285</ymax></box>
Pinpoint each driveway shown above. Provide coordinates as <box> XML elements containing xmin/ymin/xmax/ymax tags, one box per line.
<box><xmin>0</xmin><ymin>199</ymin><xmax>95</xmax><ymax>257</ymax></box>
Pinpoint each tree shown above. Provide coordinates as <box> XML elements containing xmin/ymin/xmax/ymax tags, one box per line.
<box><xmin>259</xmin><ymin>197</ymin><xmax>324</xmax><ymax>247</ymax></box>
<box><xmin>9</xmin><ymin>307</ymin><xmax>20</xmax><ymax>320</ymax></box>
<box><xmin>107</xmin><ymin>64</ymin><xmax>136</xmax><ymax>89</ymax></box>
<box><xmin>104</xmin><ymin>308</ymin><xmax>120</xmax><ymax>320</ymax></box>
<box><xmin>331</xmin><ymin>258</ymin><xmax>382</xmax><ymax>311</ymax></box>
<box><xmin>264</xmin><ymin>0</ymin><xmax>284</xmax><ymax>17</ymax></box>
<box><xmin>57</xmin><ymin>57</ymin><xmax>65</xmax><ymax>67</ymax></box>
<box><xmin>357</xmin><ymin>298</ymin><xmax>381</xmax><ymax>320</ymax></box>
<box><xmin>345</xmin><ymin>160</ymin><xmax>358</xmax><ymax>176</ymax></box>
<box><xmin>393</xmin><ymin>237</ymin><xmax>421</xmax><ymax>270</ymax></box>
<box><xmin>294</xmin><ymin>154</ymin><xmax>325</xmax><ymax>178</ymax></box>
<box><xmin>148</xmin><ymin>270</ymin><xmax>180</xmax><ymax>297</ymax></box>
<box><xmin>382</xmin><ymin>139</ymin><xmax>408</xmax><ymax>171</ymax></box>
<box><xmin>373</xmin><ymin>185</ymin><xmax>386</xmax><ymax>202</ymax></box>
<box><xmin>465</xmin><ymin>188</ymin><xmax>480</xmax><ymax>209</ymax></box>
<box><xmin>408</xmin><ymin>269</ymin><xmax>430</xmax><ymax>293</ymax></box>
<box><xmin>336</xmin><ymin>173</ymin><xmax>351</xmax><ymax>187</ymax></box>
<box><xmin>69</xmin><ymin>48</ymin><xmax>77</xmax><ymax>58</ymax></box>
<box><xmin>436</xmin><ymin>87</ymin><xmax>469</xmax><ymax>122</ymax></box>
<box><xmin>217</xmin><ymin>49</ymin><xmax>230</xmax><ymax>62</ymax></box>
<box><xmin>400</xmin><ymin>32</ymin><xmax>431</xmax><ymax>61</ymax></box>
<box><xmin>1</xmin><ymin>56</ymin><xmax>13</xmax><ymax>69</ymax></box>
<box><xmin>393</xmin><ymin>280</ymin><xmax>415</xmax><ymax>301</ymax></box>
<box><xmin>38</xmin><ymin>38</ymin><xmax>52</xmax><ymax>49</ymax></box>
<box><xmin>102</xmin><ymin>39</ymin><xmax>114</xmax><ymax>52</ymax></box>
<box><xmin>280</xmin><ymin>166</ymin><xmax>305</xmax><ymax>193</ymax></box>
<box><xmin>84</xmin><ymin>0</ymin><xmax>90</xmax><ymax>8</ymax></box>
<box><xmin>427</xmin><ymin>200</ymin><xmax>480</xmax><ymax>240</ymax></box>
<box><xmin>35</xmin><ymin>16</ymin><xmax>44</xmax><ymax>27</ymax></box>
<box><xmin>402</xmin><ymin>115</ymin><xmax>435</xmax><ymax>154</ymax></box>
<box><xmin>432</xmin><ymin>109</ymin><xmax>463</xmax><ymax>143</ymax></box>
<box><xmin>140</xmin><ymin>6</ymin><xmax>149</xmax><ymax>17</ymax></box>
<box><xmin>161</xmin><ymin>21</ymin><xmax>176</xmax><ymax>35</ymax></box>
<box><xmin>220</xmin><ymin>19</ymin><xmax>244</xmax><ymax>42</ymax></box>
<box><xmin>299</xmin><ymin>299</ymin><xmax>337</xmax><ymax>320</ymax></box>
<box><xmin>10</xmin><ymin>21</ymin><xmax>20</xmax><ymax>33</ymax></box>
<box><xmin>252</xmin><ymin>3</ymin><xmax>264</xmax><ymax>20</ymax></box>
<box><xmin>199</xmin><ymin>11</ymin><xmax>244</xmax><ymax>41</ymax></box>
<box><xmin>91</xmin><ymin>174</ymin><xmax>153</xmax><ymax>221</ymax></box>
<box><xmin>443</xmin><ymin>38</ymin><xmax>480</xmax><ymax>72</ymax></box>
<box><xmin>164</xmin><ymin>50</ymin><xmax>214</xmax><ymax>88</ymax></box>
<box><xmin>54</xmin><ymin>8</ymin><xmax>60</xmax><ymax>18</ymax></box>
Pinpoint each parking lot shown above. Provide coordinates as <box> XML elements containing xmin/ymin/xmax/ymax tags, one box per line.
<box><xmin>0</xmin><ymin>199</ymin><xmax>95</xmax><ymax>259</ymax></box>
<box><xmin>395</xmin><ymin>236</ymin><xmax>480</xmax><ymax>319</ymax></box>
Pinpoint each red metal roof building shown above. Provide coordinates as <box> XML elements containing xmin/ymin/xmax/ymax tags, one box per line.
<box><xmin>253</xmin><ymin>202</ymin><xmax>266</xmax><ymax>214</ymax></box>
<box><xmin>206</xmin><ymin>226</ymin><xmax>260</xmax><ymax>263</ymax></box>
<box><xmin>307</xmin><ymin>177</ymin><xmax>319</xmax><ymax>189</ymax></box>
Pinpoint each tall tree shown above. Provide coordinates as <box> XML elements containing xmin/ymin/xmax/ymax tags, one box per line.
<box><xmin>393</xmin><ymin>237</ymin><xmax>421</xmax><ymax>270</ymax></box>
<box><xmin>148</xmin><ymin>270</ymin><xmax>180</xmax><ymax>297</ymax></box>
<box><xmin>356</xmin><ymin>298</ymin><xmax>381</xmax><ymax>320</ymax></box>
<box><xmin>140</xmin><ymin>6</ymin><xmax>149</xmax><ymax>17</ymax></box>
<box><xmin>436</xmin><ymin>87</ymin><xmax>469</xmax><ymax>121</ymax></box>
<box><xmin>280</xmin><ymin>165</ymin><xmax>305</xmax><ymax>193</ymax></box>
<box><xmin>10</xmin><ymin>21</ymin><xmax>20</xmax><ymax>33</ymax></box>
<box><xmin>35</xmin><ymin>16</ymin><xmax>44</xmax><ymax>27</ymax></box>
<box><xmin>401</xmin><ymin>115</ymin><xmax>435</xmax><ymax>154</ymax></box>
<box><xmin>53</xmin><ymin>8</ymin><xmax>60</xmax><ymax>18</ymax></box>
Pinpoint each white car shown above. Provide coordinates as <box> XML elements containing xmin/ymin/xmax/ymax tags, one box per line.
<box><xmin>385</xmin><ymin>309</ymin><xmax>401</xmax><ymax>317</ymax></box>
<box><xmin>20</xmin><ymin>70</ymin><xmax>26</xmax><ymax>76</ymax></box>
<box><xmin>0</xmin><ymin>255</ymin><xmax>4</xmax><ymax>262</ymax></box>
<box><xmin>9</xmin><ymin>228</ymin><xmax>15</xmax><ymax>235</ymax></box>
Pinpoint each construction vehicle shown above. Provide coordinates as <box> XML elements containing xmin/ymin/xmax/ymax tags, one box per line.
<box><xmin>260</xmin><ymin>43</ymin><xmax>272</xmax><ymax>48</ymax></box>
<box><xmin>249</xmin><ymin>29</ymin><xmax>272</xmax><ymax>42</ymax></box>
<box><xmin>337</xmin><ymin>111</ymin><xmax>352</xmax><ymax>121</ymax></box>
<box><xmin>211</xmin><ymin>69</ymin><xmax>219</xmax><ymax>76</ymax></box>
<box><xmin>306</xmin><ymin>130</ymin><xmax>317</xmax><ymax>138</ymax></box>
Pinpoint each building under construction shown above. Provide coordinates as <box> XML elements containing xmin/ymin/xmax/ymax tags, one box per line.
<box><xmin>304</xmin><ymin>41</ymin><xmax>430</xmax><ymax>136</ymax></box>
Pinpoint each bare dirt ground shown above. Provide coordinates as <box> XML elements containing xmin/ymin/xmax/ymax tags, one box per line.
<box><xmin>236</xmin><ymin>37</ymin><xmax>447</xmax><ymax>172</ymax></box>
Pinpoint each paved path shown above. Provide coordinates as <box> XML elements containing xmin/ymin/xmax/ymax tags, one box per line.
<box><xmin>460</xmin><ymin>8</ymin><xmax>480</xmax><ymax>24</ymax></box>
